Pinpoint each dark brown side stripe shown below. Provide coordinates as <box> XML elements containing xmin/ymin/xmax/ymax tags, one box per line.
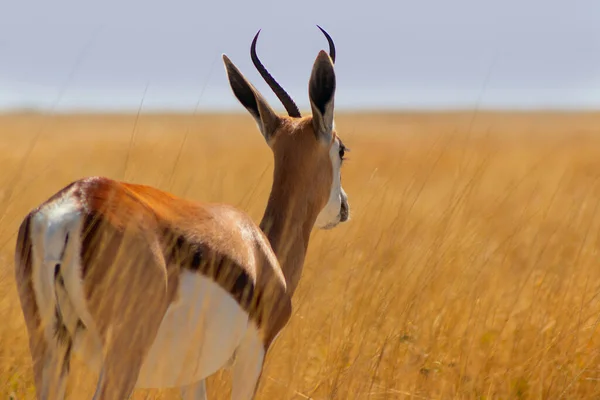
<box><xmin>78</xmin><ymin>201</ymin><xmax>267</xmax><ymax>330</ymax></box>
<box><xmin>16</xmin><ymin>214</ymin><xmax>33</xmax><ymax>277</ymax></box>
<box><xmin>161</xmin><ymin>228</ymin><xmax>261</xmax><ymax>323</ymax></box>
<box><xmin>14</xmin><ymin>214</ymin><xmax>40</xmax><ymax>330</ymax></box>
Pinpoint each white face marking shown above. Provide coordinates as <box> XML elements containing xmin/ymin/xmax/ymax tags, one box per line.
<box><xmin>315</xmin><ymin>135</ymin><xmax>348</xmax><ymax>230</ymax></box>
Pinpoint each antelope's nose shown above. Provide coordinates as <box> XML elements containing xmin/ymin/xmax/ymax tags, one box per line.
<box><xmin>340</xmin><ymin>197</ymin><xmax>349</xmax><ymax>222</ymax></box>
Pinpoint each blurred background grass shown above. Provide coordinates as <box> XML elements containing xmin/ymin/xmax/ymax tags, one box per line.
<box><xmin>1</xmin><ymin>112</ymin><xmax>599</xmax><ymax>399</ymax></box>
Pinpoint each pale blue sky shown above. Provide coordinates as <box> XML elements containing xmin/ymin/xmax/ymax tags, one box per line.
<box><xmin>0</xmin><ymin>0</ymin><xmax>599</xmax><ymax>112</ymax></box>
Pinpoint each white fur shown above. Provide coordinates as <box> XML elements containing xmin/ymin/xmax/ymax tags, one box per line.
<box><xmin>30</xmin><ymin>195</ymin><xmax>105</xmax><ymax>358</ymax></box>
<box><xmin>134</xmin><ymin>270</ymin><xmax>250</xmax><ymax>387</ymax></box>
<box><xmin>231</xmin><ymin>326</ymin><xmax>265</xmax><ymax>399</ymax></box>
<box><xmin>68</xmin><ymin>270</ymin><xmax>257</xmax><ymax>391</ymax></box>
<box><xmin>315</xmin><ymin>136</ymin><xmax>346</xmax><ymax>230</ymax></box>
<box><xmin>29</xmin><ymin>197</ymin><xmax>90</xmax><ymax>397</ymax></box>
<box><xmin>30</xmin><ymin>198</ymin><xmax>91</xmax><ymax>338</ymax></box>
<box><xmin>181</xmin><ymin>380</ymin><xmax>208</xmax><ymax>400</ymax></box>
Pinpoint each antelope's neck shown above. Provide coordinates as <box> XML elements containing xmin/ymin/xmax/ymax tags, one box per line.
<box><xmin>259</xmin><ymin>179</ymin><xmax>317</xmax><ymax>296</ymax></box>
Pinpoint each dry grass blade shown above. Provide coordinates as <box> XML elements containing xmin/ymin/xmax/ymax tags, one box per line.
<box><xmin>1</xmin><ymin>111</ymin><xmax>600</xmax><ymax>399</ymax></box>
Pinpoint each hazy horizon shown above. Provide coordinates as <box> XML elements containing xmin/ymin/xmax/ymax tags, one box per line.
<box><xmin>1</xmin><ymin>0</ymin><xmax>599</xmax><ymax>113</ymax></box>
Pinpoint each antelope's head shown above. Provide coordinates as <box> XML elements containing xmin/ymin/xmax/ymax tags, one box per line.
<box><xmin>223</xmin><ymin>26</ymin><xmax>349</xmax><ymax>231</ymax></box>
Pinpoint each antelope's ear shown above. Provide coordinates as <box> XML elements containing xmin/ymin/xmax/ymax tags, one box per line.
<box><xmin>223</xmin><ymin>54</ymin><xmax>281</xmax><ymax>142</ymax></box>
<box><xmin>308</xmin><ymin>50</ymin><xmax>336</xmax><ymax>144</ymax></box>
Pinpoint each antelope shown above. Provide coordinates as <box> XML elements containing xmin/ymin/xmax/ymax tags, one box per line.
<box><xmin>14</xmin><ymin>26</ymin><xmax>349</xmax><ymax>399</ymax></box>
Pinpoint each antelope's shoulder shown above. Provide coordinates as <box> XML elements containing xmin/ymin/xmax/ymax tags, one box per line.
<box><xmin>78</xmin><ymin>177</ymin><xmax>285</xmax><ymax>285</ymax></box>
<box><xmin>168</xmin><ymin>202</ymin><xmax>286</xmax><ymax>289</ymax></box>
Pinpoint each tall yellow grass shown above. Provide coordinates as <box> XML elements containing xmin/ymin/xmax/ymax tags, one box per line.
<box><xmin>1</xmin><ymin>112</ymin><xmax>599</xmax><ymax>399</ymax></box>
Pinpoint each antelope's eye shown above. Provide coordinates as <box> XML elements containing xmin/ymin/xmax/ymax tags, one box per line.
<box><xmin>339</xmin><ymin>145</ymin><xmax>346</xmax><ymax>160</ymax></box>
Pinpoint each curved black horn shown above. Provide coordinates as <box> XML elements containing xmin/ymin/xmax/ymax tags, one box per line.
<box><xmin>317</xmin><ymin>25</ymin><xmax>336</xmax><ymax>63</ymax></box>
<box><xmin>250</xmin><ymin>30</ymin><xmax>301</xmax><ymax>118</ymax></box>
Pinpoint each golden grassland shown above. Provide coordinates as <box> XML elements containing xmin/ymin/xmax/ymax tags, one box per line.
<box><xmin>1</xmin><ymin>111</ymin><xmax>600</xmax><ymax>399</ymax></box>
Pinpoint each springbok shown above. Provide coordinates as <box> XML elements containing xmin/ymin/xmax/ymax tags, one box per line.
<box><xmin>14</xmin><ymin>26</ymin><xmax>349</xmax><ymax>399</ymax></box>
